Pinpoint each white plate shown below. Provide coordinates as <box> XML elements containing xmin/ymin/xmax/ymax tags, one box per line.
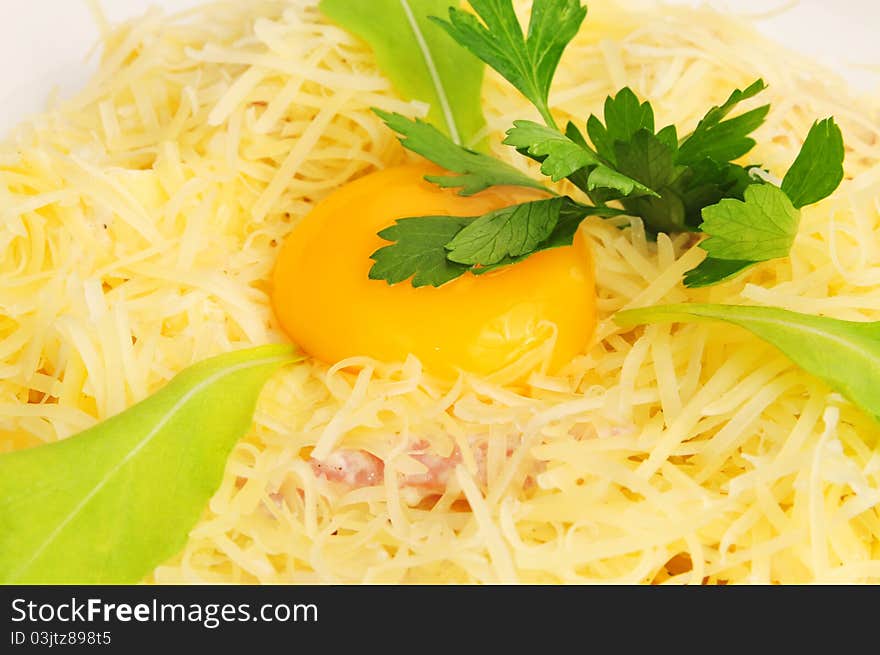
<box><xmin>0</xmin><ymin>0</ymin><xmax>878</xmax><ymax>134</ymax></box>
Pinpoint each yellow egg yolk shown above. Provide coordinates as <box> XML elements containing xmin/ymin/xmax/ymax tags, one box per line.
<box><xmin>272</xmin><ymin>165</ymin><xmax>597</xmax><ymax>378</ymax></box>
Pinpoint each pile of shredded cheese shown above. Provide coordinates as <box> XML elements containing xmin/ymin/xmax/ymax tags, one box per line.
<box><xmin>1</xmin><ymin>0</ymin><xmax>879</xmax><ymax>583</ymax></box>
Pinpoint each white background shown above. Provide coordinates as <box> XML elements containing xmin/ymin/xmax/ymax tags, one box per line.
<box><xmin>0</xmin><ymin>0</ymin><xmax>878</xmax><ymax>133</ymax></box>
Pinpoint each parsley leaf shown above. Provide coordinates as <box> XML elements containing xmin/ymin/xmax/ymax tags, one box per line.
<box><xmin>504</xmin><ymin>120</ymin><xmax>657</xmax><ymax>198</ymax></box>
<box><xmin>470</xmin><ymin>199</ymin><xmax>616</xmax><ymax>274</ymax></box>
<box><xmin>355</xmin><ymin>3</ymin><xmax>845</xmax><ymax>290</ymax></box>
<box><xmin>586</xmin><ymin>165</ymin><xmax>657</xmax><ymax>199</ymax></box>
<box><xmin>683</xmin><ymin>258</ymin><xmax>757</xmax><ymax>289</ymax></box>
<box><xmin>678</xmin><ymin>79</ymin><xmax>769</xmax><ymax>165</ymax></box>
<box><xmin>685</xmin><ymin>118</ymin><xmax>845</xmax><ymax>288</ymax></box>
<box><xmin>699</xmin><ymin>184</ymin><xmax>799</xmax><ymax>261</ymax></box>
<box><xmin>683</xmin><ymin>182</ymin><xmax>797</xmax><ymax>289</ymax></box>
<box><xmin>529</xmin><ymin>198</ymin><xmax>615</xmax><ymax>248</ymax></box>
<box><xmin>584</xmin><ymin>82</ymin><xmax>772</xmax><ymax>236</ymax></box>
<box><xmin>446</xmin><ymin>196</ymin><xmax>568</xmax><ymax>265</ymax></box>
<box><xmin>655</xmin><ymin>124</ymin><xmax>679</xmax><ymax>151</ymax></box>
<box><xmin>375</xmin><ymin>110</ymin><xmax>548</xmax><ymax>196</ymax></box>
<box><xmin>583</xmin><ymin>90</ymin><xmax>677</xmax><ymax>212</ymax></box>
<box><xmin>587</xmin><ymin>87</ymin><xmax>656</xmax><ymax>164</ymax></box>
<box><xmin>615</xmin><ymin>129</ymin><xmax>679</xmax><ymax>191</ymax></box>
<box><xmin>610</xmin><ymin>130</ymin><xmax>691</xmax><ymax>233</ymax></box>
<box><xmin>445</xmin><ymin>199</ymin><xmax>623</xmax><ymax>270</ymax></box>
<box><xmin>504</xmin><ymin>120</ymin><xmax>600</xmax><ymax>181</ymax></box>
<box><xmin>678</xmin><ymin>158</ymin><xmax>754</xmax><ymax>227</ymax></box>
<box><xmin>781</xmin><ymin>118</ymin><xmax>845</xmax><ymax>209</ymax></box>
<box><xmin>679</xmin><ymin>106</ymin><xmax>770</xmax><ymax>164</ymax></box>
<box><xmin>369</xmin><ymin>198</ymin><xmax>623</xmax><ymax>286</ymax></box>
<box><xmin>370</xmin><ymin>216</ymin><xmax>471</xmax><ymax>287</ymax></box>
<box><xmin>693</xmin><ymin>79</ymin><xmax>766</xmax><ymax>128</ymax></box>
<box><xmin>435</xmin><ymin>0</ymin><xmax>587</xmax><ymax>128</ymax></box>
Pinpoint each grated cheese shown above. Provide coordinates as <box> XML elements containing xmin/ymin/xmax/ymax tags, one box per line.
<box><xmin>1</xmin><ymin>0</ymin><xmax>879</xmax><ymax>584</ymax></box>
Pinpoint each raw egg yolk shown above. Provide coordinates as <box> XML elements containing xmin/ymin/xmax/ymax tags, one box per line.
<box><xmin>272</xmin><ymin>165</ymin><xmax>597</xmax><ymax>378</ymax></box>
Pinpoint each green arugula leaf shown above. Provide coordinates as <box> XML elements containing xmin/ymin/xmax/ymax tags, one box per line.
<box><xmin>320</xmin><ymin>0</ymin><xmax>486</xmax><ymax>146</ymax></box>
<box><xmin>376</xmin><ymin>110</ymin><xmax>548</xmax><ymax>195</ymax></box>
<box><xmin>445</xmin><ymin>197</ymin><xmax>569</xmax><ymax>265</ymax></box>
<box><xmin>370</xmin><ymin>215</ymin><xmax>471</xmax><ymax>287</ymax></box>
<box><xmin>615</xmin><ymin>304</ymin><xmax>880</xmax><ymax>424</ymax></box>
<box><xmin>678</xmin><ymin>79</ymin><xmax>769</xmax><ymax>165</ymax></box>
<box><xmin>0</xmin><ymin>346</ymin><xmax>298</xmax><ymax>584</ymax></box>
<box><xmin>436</xmin><ymin>0</ymin><xmax>587</xmax><ymax>128</ymax></box>
<box><xmin>699</xmin><ymin>184</ymin><xmax>800</xmax><ymax>261</ymax></box>
<box><xmin>781</xmin><ymin>118</ymin><xmax>845</xmax><ymax>209</ymax></box>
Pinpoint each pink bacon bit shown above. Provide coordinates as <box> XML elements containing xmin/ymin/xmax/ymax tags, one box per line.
<box><xmin>405</xmin><ymin>440</ymin><xmax>493</xmax><ymax>492</ymax></box>
<box><xmin>404</xmin><ymin>450</ymin><xmax>459</xmax><ymax>491</ymax></box>
<box><xmin>308</xmin><ymin>447</ymin><xmax>460</xmax><ymax>492</ymax></box>
<box><xmin>310</xmin><ymin>450</ymin><xmax>384</xmax><ymax>488</ymax></box>
<box><xmin>309</xmin><ymin>440</ymin><xmax>500</xmax><ymax>492</ymax></box>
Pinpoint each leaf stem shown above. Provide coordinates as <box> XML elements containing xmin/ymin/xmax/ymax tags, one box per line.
<box><xmin>539</xmin><ymin>105</ymin><xmax>559</xmax><ymax>131</ymax></box>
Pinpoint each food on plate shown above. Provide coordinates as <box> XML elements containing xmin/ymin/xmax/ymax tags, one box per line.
<box><xmin>1</xmin><ymin>0</ymin><xmax>879</xmax><ymax>584</ymax></box>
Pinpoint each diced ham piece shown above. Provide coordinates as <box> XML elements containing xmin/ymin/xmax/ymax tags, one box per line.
<box><xmin>310</xmin><ymin>450</ymin><xmax>384</xmax><ymax>488</ymax></box>
<box><xmin>309</xmin><ymin>440</ymin><xmax>494</xmax><ymax>492</ymax></box>
<box><xmin>267</xmin><ymin>433</ymin><xmax>551</xmax><ymax>515</ymax></box>
<box><xmin>309</xmin><ymin>447</ymin><xmax>459</xmax><ymax>491</ymax></box>
<box><xmin>404</xmin><ymin>449</ymin><xmax>461</xmax><ymax>491</ymax></box>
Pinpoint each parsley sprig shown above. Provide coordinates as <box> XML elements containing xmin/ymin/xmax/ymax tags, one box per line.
<box><xmin>439</xmin><ymin>0</ymin><xmax>587</xmax><ymax>130</ymax></box>
<box><xmin>370</xmin><ymin>0</ymin><xmax>845</xmax><ymax>288</ymax></box>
